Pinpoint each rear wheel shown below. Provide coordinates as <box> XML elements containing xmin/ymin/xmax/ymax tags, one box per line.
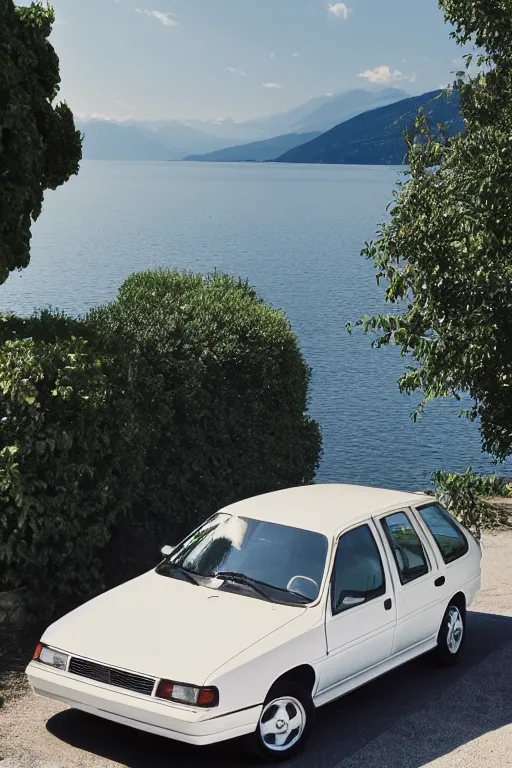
<box><xmin>433</xmin><ymin>602</ymin><xmax>466</xmax><ymax>665</ymax></box>
<box><xmin>245</xmin><ymin>680</ymin><xmax>315</xmax><ymax>762</ymax></box>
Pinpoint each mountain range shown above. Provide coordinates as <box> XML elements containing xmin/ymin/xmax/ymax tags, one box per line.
<box><xmin>276</xmin><ymin>89</ymin><xmax>463</xmax><ymax>165</ymax></box>
<box><xmin>184</xmin><ymin>132</ymin><xmax>321</xmax><ymax>163</ymax></box>
<box><xmin>290</xmin><ymin>87</ymin><xmax>410</xmax><ymax>134</ymax></box>
<box><xmin>78</xmin><ymin>87</ymin><xmax>411</xmax><ymax>162</ymax></box>
<box><xmin>77</xmin><ymin>87</ymin><xmax>463</xmax><ymax>167</ymax></box>
<box><xmin>77</xmin><ymin>119</ymin><xmax>247</xmax><ymax>161</ymax></box>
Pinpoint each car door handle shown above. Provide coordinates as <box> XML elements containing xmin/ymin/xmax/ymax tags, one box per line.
<box><xmin>435</xmin><ymin>576</ymin><xmax>446</xmax><ymax>587</ymax></box>
<box><xmin>384</xmin><ymin>598</ymin><xmax>392</xmax><ymax>610</ymax></box>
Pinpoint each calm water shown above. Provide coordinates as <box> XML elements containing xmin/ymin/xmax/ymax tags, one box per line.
<box><xmin>1</xmin><ymin>161</ymin><xmax>507</xmax><ymax>490</ymax></box>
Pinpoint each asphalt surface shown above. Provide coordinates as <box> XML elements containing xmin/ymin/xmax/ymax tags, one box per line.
<box><xmin>1</xmin><ymin>531</ymin><xmax>512</xmax><ymax>768</ymax></box>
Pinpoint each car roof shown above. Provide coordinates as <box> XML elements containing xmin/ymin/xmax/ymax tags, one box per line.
<box><xmin>220</xmin><ymin>484</ymin><xmax>432</xmax><ymax>537</ymax></box>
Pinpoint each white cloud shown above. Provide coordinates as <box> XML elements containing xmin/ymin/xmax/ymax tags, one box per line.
<box><xmin>292</xmin><ymin>52</ymin><xmax>300</xmax><ymax>57</ymax></box>
<box><xmin>358</xmin><ymin>65</ymin><xmax>415</xmax><ymax>84</ymax></box>
<box><xmin>327</xmin><ymin>3</ymin><xmax>351</xmax><ymax>20</ymax></box>
<box><xmin>262</xmin><ymin>82</ymin><xmax>282</xmax><ymax>89</ymax></box>
<box><xmin>269</xmin><ymin>52</ymin><xmax>276</xmax><ymax>59</ymax></box>
<box><xmin>135</xmin><ymin>9</ymin><xmax>178</xmax><ymax>26</ymax></box>
<box><xmin>226</xmin><ymin>67</ymin><xmax>248</xmax><ymax>76</ymax></box>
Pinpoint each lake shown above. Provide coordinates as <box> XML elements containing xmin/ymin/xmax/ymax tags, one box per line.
<box><xmin>1</xmin><ymin>161</ymin><xmax>507</xmax><ymax>490</ymax></box>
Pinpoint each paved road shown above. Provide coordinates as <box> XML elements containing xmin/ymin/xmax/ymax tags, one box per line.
<box><xmin>2</xmin><ymin>532</ymin><xmax>512</xmax><ymax>768</ymax></box>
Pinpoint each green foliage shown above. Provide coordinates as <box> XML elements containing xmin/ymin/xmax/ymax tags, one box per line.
<box><xmin>0</xmin><ymin>1</ymin><xmax>82</xmax><ymax>284</ymax></box>
<box><xmin>0</xmin><ymin>271</ymin><xmax>321</xmax><ymax>612</ymax></box>
<box><xmin>0</xmin><ymin>335</ymin><xmax>143</xmax><ymax>619</ymax></box>
<box><xmin>432</xmin><ymin>467</ymin><xmax>512</xmax><ymax>539</ymax></box>
<box><xmin>88</xmin><ymin>270</ymin><xmax>322</xmax><ymax>584</ymax></box>
<box><xmin>351</xmin><ymin>0</ymin><xmax>512</xmax><ymax>460</ymax></box>
<box><xmin>0</xmin><ymin>309</ymin><xmax>88</xmax><ymax>345</ymax></box>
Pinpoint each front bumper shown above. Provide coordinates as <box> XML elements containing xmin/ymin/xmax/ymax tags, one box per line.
<box><xmin>26</xmin><ymin>661</ymin><xmax>261</xmax><ymax>746</ymax></box>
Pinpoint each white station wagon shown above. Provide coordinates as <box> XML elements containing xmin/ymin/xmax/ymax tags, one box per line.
<box><xmin>27</xmin><ymin>484</ymin><xmax>482</xmax><ymax>761</ymax></box>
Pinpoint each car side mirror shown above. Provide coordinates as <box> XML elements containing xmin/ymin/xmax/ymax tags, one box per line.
<box><xmin>161</xmin><ymin>545</ymin><xmax>174</xmax><ymax>557</ymax></box>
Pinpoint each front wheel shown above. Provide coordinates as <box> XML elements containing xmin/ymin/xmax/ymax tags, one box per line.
<box><xmin>432</xmin><ymin>602</ymin><xmax>466</xmax><ymax>666</ymax></box>
<box><xmin>245</xmin><ymin>680</ymin><xmax>315</xmax><ymax>762</ymax></box>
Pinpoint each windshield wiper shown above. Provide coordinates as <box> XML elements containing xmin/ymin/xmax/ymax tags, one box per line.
<box><xmin>269</xmin><ymin>584</ymin><xmax>311</xmax><ymax>604</ymax></box>
<box><xmin>215</xmin><ymin>571</ymin><xmax>272</xmax><ymax>601</ymax></box>
<box><xmin>215</xmin><ymin>572</ymin><xmax>310</xmax><ymax>604</ymax></box>
<box><xmin>157</xmin><ymin>563</ymin><xmax>199</xmax><ymax>585</ymax></box>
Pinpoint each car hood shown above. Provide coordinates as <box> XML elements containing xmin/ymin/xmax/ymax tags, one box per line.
<box><xmin>42</xmin><ymin>571</ymin><xmax>306</xmax><ymax>685</ymax></box>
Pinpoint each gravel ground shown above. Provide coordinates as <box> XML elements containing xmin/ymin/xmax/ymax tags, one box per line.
<box><xmin>1</xmin><ymin>531</ymin><xmax>512</xmax><ymax>768</ymax></box>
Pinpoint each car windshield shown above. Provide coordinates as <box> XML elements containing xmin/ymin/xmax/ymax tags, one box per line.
<box><xmin>161</xmin><ymin>514</ymin><xmax>328</xmax><ymax>604</ymax></box>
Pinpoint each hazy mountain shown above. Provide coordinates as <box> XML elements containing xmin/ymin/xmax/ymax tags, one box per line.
<box><xmin>184</xmin><ymin>117</ymin><xmax>256</xmax><ymax>141</ymax></box>
<box><xmin>236</xmin><ymin>95</ymin><xmax>334</xmax><ymax>138</ymax></box>
<box><xmin>185</xmin><ymin>95</ymin><xmax>333</xmax><ymax>142</ymax></box>
<box><xmin>276</xmin><ymin>89</ymin><xmax>463</xmax><ymax>165</ymax></box>
<box><xmin>77</xmin><ymin>87</ymin><xmax>425</xmax><ymax>162</ymax></box>
<box><xmin>184</xmin><ymin>132</ymin><xmax>321</xmax><ymax>163</ymax></box>
<box><xmin>78</xmin><ymin>120</ymin><xmax>179</xmax><ymax>161</ymax></box>
<box><xmin>293</xmin><ymin>87</ymin><xmax>410</xmax><ymax>133</ymax></box>
<box><xmin>133</xmin><ymin>120</ymin><xmax>248</xmax><ymax>155</ymax></box>
<box><xmin>78</xmin><ymin>119</ymin><xmax>247</xmax><ymax>160</ymax></box>
<box><xmin>186</xmin><ymin>87</ymin><xmax>407</xmax><ymax>142</ymax></box>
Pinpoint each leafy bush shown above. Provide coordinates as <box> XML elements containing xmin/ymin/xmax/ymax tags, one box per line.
<box><xmin>0</xmin><ymin>336</ymin><xmax>144</xmax><ymax>619</ymax></box>
<box><xmin>88</xmin><ymin>270</ymin><xmax>322</xmax><ymax>585</ymax></box>
<box><xmin>432</xmin><ymin>467</ymin><xmax>512</xmax><ymax>539</ymax></box>
<box><xmin>0</xmin><ymin>270</ymin><xmax>321</xmax><ymax>612</ymax></box>
<box><xmin>0</xmin><ymin>309</ymin><xmax>88</xmax><ymax>345</ymax></box>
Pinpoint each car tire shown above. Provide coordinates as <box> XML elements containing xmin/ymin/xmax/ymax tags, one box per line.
<box><xmin>432</xmin><ymin>601</ymin><xmax>466</xmax><ymax>666</ymax></box>
<box><xmin>244</xmin><ymin>680</ymin><xmax>315</xmax><ymax>762</ymax></box>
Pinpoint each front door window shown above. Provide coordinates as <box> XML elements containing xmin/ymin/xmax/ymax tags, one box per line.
<box><xmin>331</xmin><ymin>524</ymin><xmax>386</xmax><ymax>614</ymax></box>
<box><xmin>321</xmin><ymin>522</ymin><xmax>395</xmax><ymax>693</ymax></box>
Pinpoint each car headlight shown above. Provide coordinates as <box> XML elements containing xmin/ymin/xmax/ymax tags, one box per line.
<box><xmin>33</xmin><ymin>643</ymin><xmax>69</xmax><ymax>671</ymax></box>
<box><xmin>155</xmin><ymin>679</ymin><xmax>219</xmax><ymax>707</ymax></box>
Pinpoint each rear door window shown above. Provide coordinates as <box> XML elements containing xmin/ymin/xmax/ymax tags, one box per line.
<box><xmin>418</xmin><ymin>503</ymin><xmax>469</xmax><ymax>564</ymax></box>
<box><xmin>381</xmin><ymin>512</ymin><xmax>430</xmax><ymax>585</ymax></box>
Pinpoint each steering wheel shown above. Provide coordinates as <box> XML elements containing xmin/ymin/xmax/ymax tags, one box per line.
<box><xmin>287</xmin><ymin>575</ymin><xmax>319</xmax><ymax>596</ymax></box>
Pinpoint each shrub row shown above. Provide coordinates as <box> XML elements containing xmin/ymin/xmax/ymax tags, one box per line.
<box><xmin>432</xmin><ymin>467</ymin><xmax>512</xmax><ymax>540</ymax></box>
<box><xmin>0</xmin><ymin>271</ymin><xmax>322</xmax><ymax>619</ymax></box>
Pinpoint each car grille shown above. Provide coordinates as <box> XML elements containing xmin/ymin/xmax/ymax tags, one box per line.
<box><xmin>68</xmin><ymin>657</ymin><xmax>156</xmax><ymax>696</ymax></box>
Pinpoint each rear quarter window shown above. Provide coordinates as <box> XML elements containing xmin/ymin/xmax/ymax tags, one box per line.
<box><xmin>418</xmin><ymin>503</ymin><xmax>469</xmax><ymax>564</ymax></box>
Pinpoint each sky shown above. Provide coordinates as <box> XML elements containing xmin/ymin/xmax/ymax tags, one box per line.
<box><xmin>41</xmin><ymin>0</ymin><xmax>469</xmax><ymax>123</ymax></box>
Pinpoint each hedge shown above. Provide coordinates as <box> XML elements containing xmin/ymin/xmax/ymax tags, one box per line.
<box><xmin>0</xmin><ymin>336</ymin><xmax>144</xmax><ymax>617</ymax></box>
<box><xmin>88</xmin><ymin>270</ymin><xmax>322</xmax><ymax>586</ymax></box>
<box><xmin>0</xmin><ymin>270</ymin><xmax>322</xmax><ymax>618</ymax></box>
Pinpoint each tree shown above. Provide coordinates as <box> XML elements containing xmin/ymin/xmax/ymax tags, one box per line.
<box><xmin>352</xmin><ymin>0</ymin><xmax>512</xmax><ymax>461</ymax></box>
<box><xmin>0</xmin><ymin>1</ymin><xmax>82</xmax><ymax>285</ymax></box>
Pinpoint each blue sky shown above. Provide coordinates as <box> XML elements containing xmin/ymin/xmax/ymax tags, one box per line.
<box><xmin>44</xmin><ymin>0</ymin><xmax>467</xmax><ymax>122</ymax></box>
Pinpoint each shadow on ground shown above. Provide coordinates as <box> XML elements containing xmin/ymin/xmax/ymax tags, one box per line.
<box><xmin>46</xmin><ymin>610</ymin><xmax>512</xmax><ymax>768</ymax></box>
